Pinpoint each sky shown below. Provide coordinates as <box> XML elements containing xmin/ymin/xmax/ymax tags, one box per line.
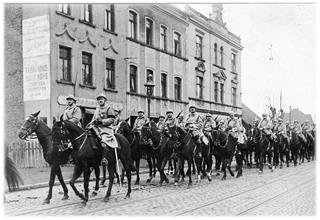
<box><xmin>175</xmin><ymin>3</ymin><xmax>317</xmax><ymax>118</ymax></box>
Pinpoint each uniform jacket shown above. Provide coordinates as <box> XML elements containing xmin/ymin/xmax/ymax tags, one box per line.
<box><xmin>133</xmin><ymin>116</ymin><xmax>149</xmax><ymax>131</ymax></box>
<box><xmin>62</xmin><ymin>104</ymin><xmax>82</xmax><ymax>125</ymax></box>
<box><xmin>293</xmin><ymin>124</ymin><xmax>303</xmax><ymax>134</ymax></box>
<box><xmin>258</xmin><ymin>119</ymin><xmax>273</xmax><ymax>130</ymax></box>
<box><xmin>203</xmin><ymin>119</ymin><xmax>217</xmax><ymax>131</ymax></box>
<box><xmin>275</xmin><ymin>123</ymin><xmax>287</xmax><ymax>135</ymax></box>
<box><xmin>156</xmin><ymin>120</ymin><xmax>165</xmax><ymax>130</ymax></box>
<box><xmin>91</xmin><ymin>103</ymin><xmax>115</xmax><ymax>127</ymax></box>
<box><xmin>185</xmin><ymin>113</ymin><xmax>203</xmax><ymax>130</ymax></box>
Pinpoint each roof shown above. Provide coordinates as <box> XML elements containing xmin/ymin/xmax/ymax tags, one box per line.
<box><xmin>283</xmin><ymin>108</ymin><xmax>314</xmax><ymax>124</ymax></box>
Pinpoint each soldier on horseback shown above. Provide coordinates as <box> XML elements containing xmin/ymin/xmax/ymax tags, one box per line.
<box><xmin>293</xmin><ymin>120</ymin><xmax>307</xmax><ymax>144</ymax></box>
<box><xmin>156</xmin><ymin>115</ymin><xmax>165</xmax><ymax>131</ymax></box>
<box><xmin>87</xmin><ymin>93</ymin><xmax>116</xmax><ymax>162</ymax></box>
<box><xmin>203</xmin><ymin>113</ymin><xmax>216</xmax><ymax>143</ymax></box>
<box><xmin>113</xmin><ymin>109</ymin><xmax>121</xmax><ymax>127</ymax></box>
<box><xmin>274</xmin><ymin>118</ymin><xmax>289</xmax><ymax>143</ymax></box>
<box><xmin>257</xmin><ymin>113</ymin><xmax>274</xmax><ymax>142</ymax></box>
<box><xmin>133</xmin><ymin>109</ymin><xmax>149</xmax><ymax>134</ymax></box>
<box><xmin>302</xmin><ymin>120</ymin><xmax>314</xmax><ymax>142</ymax></box>
<box><xmin>177</xmin><ymin>114</ymin><xmax>185</xmax><ymax>128</ymax></box>
<box><xmin>185</xmin><ymin>105</ymin><xmax>205</xmax><ymax>145</ymax></box>
<box><xmin>62</xmin><ymin>95</ymin><xmax>82</xmax><ymax>127</ymax></box>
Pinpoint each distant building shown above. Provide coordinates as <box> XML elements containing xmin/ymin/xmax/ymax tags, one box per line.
<box><xmin>5</xmin><ymin>3</ymin><xmax>242</xmax><ymax>143</ymax></box>
<box><xmin>283</xmin><ymin>108</ymin><xmax>314</xmax><ymax>124</ymax></box>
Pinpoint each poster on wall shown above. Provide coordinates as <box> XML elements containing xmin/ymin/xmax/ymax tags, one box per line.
<box><xmin>22</xmin><ymin>15</ymin><xmax>50</xmax><ymax>58</ymax></box>
<box><xmin>23</xmin><ymin>55</ymin><xmax>50</xmax><ymax>101</ymax></box>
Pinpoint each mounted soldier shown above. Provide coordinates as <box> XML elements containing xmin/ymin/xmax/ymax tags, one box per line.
<box><xmin>177</xmin><ymin>114</ymin><xmax>185</xmax><ymax>128</ymax></box>
<box><xmin>302</xmin><ymin>120</ymin><xmax>314</xmax><ymax>142</ymax></box>
<box><xmin>293</xmin><ymin>120</ymin><xmax>307</xmax><ymax>144</ymax></box>
<box><xmin>86</xmin><ymin>93</ymin><xmax>116</xmax><ymax>164</ymax></box>
<box><xmin>236</xmin><ymin>116</ymin><xmax>247</xmax><ymax>144</ymax></box>
<box><xmin>133</xmin><ymin>109</ymin><xmax>150</xmax><ymax>134</ymax></box>
<box><xmin>156</xmin><ymin>115</ymin><xmax>165</xmax><ymax>131</ymax></box>
<box><xmin>203</xmin><ymin>113</ymin><xmax>216</xmax><ymax>143</ymax></box>
<box><xmin>185</xmin><ymin>105</ymin><xmax>206</xmax><ymax>144</ymax></box>
<box><xmin>257</xmin><ymin>113</ymin><xmax>274</xmax><ymax>142</ymax></box>
<box><xmin>274</xmin><ymin>118</ymin><xmax>289</xmax><ymax>143</ymax></box>
<box><xmin>159</xmin><ymin>109</ymin><xmax>176</xmax><ymax>150</ymax></box>
<box><xmin>112</xmin><ymin>109</ymin><xmax>121</xmax><ymax>128</ymax></box>
<box><xmin>62</xmin><ymin>95</ymin><xmax>82</xmax><ymax>127</ymax></box>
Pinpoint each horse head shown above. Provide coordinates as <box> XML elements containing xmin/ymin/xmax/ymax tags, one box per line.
<box><xmin>18</xmin><ymin>111</ymin><xmax>41</xmax><ymax>140</ymax></box>
<box><xmin>116</xmin><ymin>120</ymin><xmax>130</xmax><ymax>135</ymax></box>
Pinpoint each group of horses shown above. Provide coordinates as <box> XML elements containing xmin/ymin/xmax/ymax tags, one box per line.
<box><xmin>17</xmin><ymin>111</ymin><xmax>316</xmax><ymax>206</ymax></box>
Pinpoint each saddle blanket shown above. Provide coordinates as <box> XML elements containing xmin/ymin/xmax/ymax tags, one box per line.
<box><xmin>101</xmin><ymin>132</ymin><xmax>119</xmax><ymax>149</ymax></box>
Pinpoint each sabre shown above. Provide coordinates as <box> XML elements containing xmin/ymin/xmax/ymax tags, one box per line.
<box><xmin>114</xmin><ymin>148</ymin><xmax>122</xmax><ymax>187</ymax></box>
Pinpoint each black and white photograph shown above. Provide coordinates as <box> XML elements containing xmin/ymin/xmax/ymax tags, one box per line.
<box><xmin>3</xmin><ymin>0</ymin><xmax>317</xmax><ymax>216</ymax></box>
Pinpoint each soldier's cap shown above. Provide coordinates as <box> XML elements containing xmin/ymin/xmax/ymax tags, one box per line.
<box><xmin>230</xmin><ymin>112</ymin><xmax>235</xmax><ymax>116</ymax></box>
<box><xmin>96</xmin><ymin>93</ymin><xmax>107</xmax><ymax>100</ymax></box>
<box><xmin>66</xmin><ymin>94</ymin><xmax>76</xmax><ymax>102</ymax></box>
<box><xmin>159</xmin><ymin>115</ymin><xmax>165</xmax><ymax>119</ymax></box>
<box><xmin>189</xmin><ymin>105</ymin><xmax>196</xmax><ymax>109</ymax></box>
<box><xmin>166</xmin><ymin>109</ymin><xmax>173</xmax><ymax>114</ymax></box>
<box><xmin>138</xmin><ymin>109</ymin><xmax>144</xmax><ymax>113</ymax></box>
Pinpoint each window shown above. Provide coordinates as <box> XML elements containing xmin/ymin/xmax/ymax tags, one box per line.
<box><xmin>161</xmin><ymin>73</ymin><xmax>167</xmax><ymax>98</ymax></box>
<box><xmin>214</xmin><ymin>81</ymin><xmax>219</xmax><ymax>102</ymax></box>
<box><xmin>214</xmin><ymin>43</ymin><xmax>218</xmax><ymax>65</ymax></box>
<box><xmin>145</xmin><ymin>19</ymin><xmax>153</xmax><ymax>46</ymax></box>
<box><xmin>81</xmin><ymin>4</ymin><xmax>93</xmax><ymax>23</ymax></box>
<box><xmin>59</xmin><ymin>46</ymin><xmax>72</xmax><ymax>82</ymax></box>
<box><xmin>82</xmin><ymin>52</ymin><xmax>93</xmax><ymax>86</ymax></box>
<box><xmin>160</xmin><ymin>25</ymin><xmax>167</xmax><ymax>51</ymax></box>
<box><xmin>104</xmin><ymin>4</ymin><xmax>114</xmax><ymax>31</ymax></box>
<box><xmin>231</xmin><ymin>53</ymin><xmax>237</xmax><ymax>72</ymax></box>
<box><xmin>232</xmin><ymin>87</ymin><xmax>237</xmax><ymax>106</ymax></box>
<box><xmin>173</xmin><ymin>32</ymin><xmax>181</xmax><ymax>56</ymax></box>
<box><xmin>129</xmin><ymin>65</ymin><xmax>137</xmax><ymax>92</ymax></box>
<box><xmin>105</xmin><ymin>58</ymin><xmax>115</xmax><ymax>89</ymax></box>
<box><xmin>220</xmin><ymin>46</ymin><xmax>224</xmax><ymax>67</ymax></box>
<box><xmin>146</xmin><ymin>69</ymin><xmax>154</xmax><ymax>82</ymax></box>
<box><xmin>196</xmin><ymin>76</ymin><xmax>203</xmax><ymax>99</ymax></box>
<box><xmin>129</xmin><ymin>11</ymin><xmax>137</xmax><ymax>39</ymax></box>
<box><xmin>196</xmin><ymin>35</ymin><xmax>203</xmax><ymax>58</ymax></box>
<box><xmin>220</xmin><ymin>83</ymin><xmax>224</xmax><ymax>103</ymax></box>
<box><xmin>58</xmin><ymin>4</ymin><xmax>71</xmax><ymax>15</ymax></box>
<box><xmin>174</xmin><ymin>77</ymin><xmax>182</xmax><ymax>101</ymax></box>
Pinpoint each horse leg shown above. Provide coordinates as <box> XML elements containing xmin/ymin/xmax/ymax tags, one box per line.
<box><xmin>100</xmin><ymin>163</ymin><xmax>107</xmax><ymax>185</ymax></box>
<box><xmin>192</xmin><ymin>158</ymin><xmax>196</xmax><ymax>175</ymax></box>
<box><xmin>82</xmin><ymin>164</ymin><xmax>90</xmax><ymax>206</ymax></box>
<box><xmin>152</xmin><ymin>156</ymin><xmax>156</xmax><ymax>177</ymax></box>
<box><xmin>174</xmin><ymin>157</ymin><xmax>181</xmax><ymax>185</ymax></box>
<box><xmin>187</xmin><ymin>159</ymin><xmax>192</xmax><ymax>186</ymax></box>
<box><xmin>69</xmin><ymin>164</ymin><xmax>85</xmax><ymax>201</ymax></box>
<box><xmin>43</xmin><ymin>165</ymin><xmax>57</xmax><ymax>204</ymax></box>
<box><xmin>236</xmin><ymin>153</ymin><xmax>243</xmax><ymax>178</ymax></box>
<box><xmin>134</xmin><ymin>159</ymin><xmax>140</xmax><ymax>185</ymax></box>
<box><xmin>146</xmin><ymin>157</ymin><xmax>153</xmax><ymax>183</ymax></box>
<box><xmin>56</xmin><ymin>165</ymin><xmax>69</xmax><ymax>200</ymax></box>
<box><xmin>91</xmin><ymin>165</ymin><xmax>100</xmax><ymax>197</ymax></box>
<box><xmin>104</xmin><ymin>159</ymin><xmax>116</xmax><ymax>202</ymax></box>
<box><xmin>159</xmin><ymin>157</ymin><xmax>168</xmax><ymax>185</ymax></box>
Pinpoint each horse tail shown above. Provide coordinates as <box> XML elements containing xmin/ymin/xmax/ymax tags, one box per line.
<box><xmin>5</xmin><ymin>149</ymin><xmax>23</xmax><ymax>191</ymax></box>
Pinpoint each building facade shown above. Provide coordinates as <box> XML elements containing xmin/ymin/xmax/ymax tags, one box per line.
<box><xmin>5</xmin><ymin>3</ymin><xmax>242</xmax><ymax>143</ymax></box>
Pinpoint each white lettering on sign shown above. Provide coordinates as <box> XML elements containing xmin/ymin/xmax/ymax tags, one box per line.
<box><xmin>23</xmin><ymin>15</ymin><xmax>50</xmax><ymax>57</ymax></box>
<box><xmin>23</xmin><ymin>56</ymin><xmax>50</xmax><ymax>101</ymax></box>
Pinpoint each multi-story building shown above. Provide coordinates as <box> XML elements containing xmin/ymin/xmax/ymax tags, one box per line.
<box><xmin>5</xmin><ymin>3</ymin><xmax>242</xmax><ymax>143</ymax></box>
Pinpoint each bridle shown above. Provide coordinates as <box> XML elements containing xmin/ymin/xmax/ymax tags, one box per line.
<box><xmin>20</xmin><ymin>115</ymin><xmax>46</xmax><ymax>140</ymax></box>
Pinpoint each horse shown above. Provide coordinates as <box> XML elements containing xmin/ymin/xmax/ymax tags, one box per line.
<box><xmin>211</xmin><ymin>129</ymin><xmax>238</xmax><ymax>180</ymax></box>
<box><xmin>253</xmin><ymin>128</ymin><xmax>273</xmax><ymax>173</ymax></box>
<box><xmin>275</xmin><ymin>133</ymin><xmax>290</xmax><ymax>168</ymax></box>
<box><xmin>52</xmin><ymin>119</ymin><xmax>135</xmax><ymax>205</ymax></box>
<box><xmin>18</xmin><ymin>111</ymin><xmax>72</xmax><ymax>204</ymax></box>
<box><xmin>290</xmin><ymin>131</ymin><xmax>302</xmax><ymax>166</ymax></box>
<box><xmin>167</xmin><ymin>125</ymin><xmax>202</xmax><ymax>186</ymax></box>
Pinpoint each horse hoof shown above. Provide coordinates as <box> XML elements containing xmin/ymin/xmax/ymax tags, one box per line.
<box><xmin>100</xmin><ymin>178</ymin><xmax>106</xmax><ymax>185</ymax></box>
<box><xmin>236</xmin><ymin>173</ymin><xmax>241</xmax><ymax>178</ymax></box>
<box><xmin>215</xmin><ymin>172</ymin><xmax>220</xmax><ymax>176</ymax></box>
<box><xmin>208</xmin><ymin>177</ymin><xmax>212</xmax><ymax>182</ymax></box>
<box><xmin>43</xmin><ymin>199</ymin><xmax>50</xmax><ymax>204</ymax></box>
<box><xmin>103</xmin><ymin>197</ymin><xmax>110</xmax><ymax>202</ymax></box>
<box><xmin>61</xmin><ymin>195</ymin><xmax>69</xmax><ymax>200</ymax></box>
<box><xmin>230</xmin><ymin>173</ymin><xmax>235</xmax><ymax>177</ymax></box>
<box><xmin>174</xmin><ymin>182</ymin><xmax>178</xmax><ymax>186</ymax></box>
<box><xmin>79</xmin><ymin>193</ymin><xmax>86</xmax><ymax>200</ymax></box>
<box><xmin>165</xmin><ymin>179</ymin><xmax>169</xmax><ymax>184</ymax></box>
<box><xmin>221</xmin><ymin>177</ymin><xmax>226</xmax><ymax>181</ymax></box>
<box><xmin>125</xmin><ymin>194</ymin><xmax>130</xmax><ymax>199</ymax></box>
<box><xmin>258</xmin><ymin>171</ymin><xmax>263</xmax><ymax>175</ymax></box>
<box><xmin>91</xmin><ymin>191</ymin><xmax>98</xmax><ymax>197</ymax></box>
<box><xmin>134</xmin><ymin>181</ymin><xmax>139</xmax><ymax>185</ymax></box>
<box><xmin>188</xmin><ymin>182</ymin><xmax>192</xmax><ymax>187</ymax></box>
<box><xmin>146</xmin><ymin>179</ymin><xmax>151</xmax><ymax>183</ymax></box>
<box><xmin>81</xmin><ymin>201</ymin><xmax>87</xmax><ymax>206</ymax></box>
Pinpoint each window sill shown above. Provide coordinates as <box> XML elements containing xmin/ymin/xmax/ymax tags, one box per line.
<box><xmin>103</xmin><ymin>28</ymin><xmax>118</xmax><ymax>36</ymax></box>
<box><xmin>212</xmin><ymin>63</ymin><xmax>226</xmax><ymax>70</ymax></box>
<box><xmin>104</xmin><ymin>88</ymin><xmax>118</xmax><ymax>93</ymax></box>
<box><xmin>79</xmin><ymin>19</ymin><xmax>96</xmax><ymax>28</ymax></box>
<box><xmin>127</xmin><ymin>91</ymin><xmax>188</xmax><ymax>104</ymax></box>
<box><xmin>79</xmin><ymin>83</ymin><xmax>96</xmax><ymax>89</ymax></box>
<box><xmin>56</xmin><ymin>79</ymin><xmax>75</xmax><ymax>85</ymax></box>
<box><xmin>55</xmin><ymin>11</ymin><xmax>75</xmax><ymax>20</ymax></box>
<box><xmin>195</xmin><ymin>57</ymin><xmax>205</xmax><ymax>62</ymax></box>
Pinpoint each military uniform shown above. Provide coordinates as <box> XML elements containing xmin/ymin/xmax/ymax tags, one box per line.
<box><xmin>258</xmin><ymin>117</ymin><xmax>273</xmax><ymax>136</ymax></box>
<box><xmin>156</xmin><ymin>116</ymin><xmax>165</xmax><ymax>131</ymax></box>
<box><xmin>203</xmin><ymin>114</ymin><xmax>216</xmax><ymax>142</ymax></box>
<box><xmin>133</xmin><ymin>113</ymin><xmax>149</xmax><ymax>133</ymax></box>
<box><xmin>177</xmin><ymin>115</ymin><xmax>185</xmax><ymax>128</ymax></box>
<box><xmin>293</xmin><ymin>122</ymin><xmax>307</xmax><ymax>143</ymax></box>
<box><xmin>62</xmin><ymin>95</ymin><xmax>82</xmax><ymax>127</ymax></box>
<box><xmin>185</xmin><ymin>109</ymin><xmax>206</xmax><ymax>144</ymax></box>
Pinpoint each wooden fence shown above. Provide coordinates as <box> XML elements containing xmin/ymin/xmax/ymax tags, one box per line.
<box><xmin>7</xmin><ymin>141</ymin><xmax>49</xmax><ymax>168</ymax></box>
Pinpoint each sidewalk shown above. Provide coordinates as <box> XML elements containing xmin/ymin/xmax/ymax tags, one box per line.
<box><xmin>13</xmin><ymin>162</ymin><xmax>149</xmax><ymax>192</ymax></box>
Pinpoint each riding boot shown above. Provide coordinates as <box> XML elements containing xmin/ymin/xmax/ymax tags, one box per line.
<box><xmin>101</xmin><ymin>143</ymin><xmax>108</xmax><ymax>164</ymax></box>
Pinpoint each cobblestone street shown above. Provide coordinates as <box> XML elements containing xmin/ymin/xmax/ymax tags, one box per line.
<box><xmin>4</xmin><ymin>161</ymin><xmax>316</xmax><ymax>216</ymax></box>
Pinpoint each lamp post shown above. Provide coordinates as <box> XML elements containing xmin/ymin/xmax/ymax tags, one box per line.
<box><xmin>144</xmin><ymin>74</ymin><xmax>155</xmax><ymax>119</ymax></box>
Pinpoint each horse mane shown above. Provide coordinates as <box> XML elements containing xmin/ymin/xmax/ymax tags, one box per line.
<box><xmin>63</xmin><ymin>120</ymin><xmax>85</xmax><ymax>133</ymax></box>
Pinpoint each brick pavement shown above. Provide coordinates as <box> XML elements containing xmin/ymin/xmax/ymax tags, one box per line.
<box><xmin>4</xmin><ymin>161</ymin><xmax>316</xmax><ymax>216</ymax></box>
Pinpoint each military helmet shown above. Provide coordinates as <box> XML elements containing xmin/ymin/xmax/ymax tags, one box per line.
<box><xmin>96</xmin><ymin>93</ymin><xmax>107</xmax><ymax>100</ymax></box>
<box><xmin>159</xmin><ymin>115</ymin><xmax>165</xmax><ymax>119</ymax></box>
<box><xmin>166</xmin><ymin>109</ymin><xmax>173</xmax><ymax>114</ymax></box>
<box><xmin>137</xmin><ymin>109</ymin><xmax>144</xmax><ymax>114</ymax></box>
<box><xmin>206</xmin><ymin>113</ymin><xmax>212</xmax><ymax>118</ymax></box>
<box><xmin>189</xmin><ymin>105</ymin><xmax>196</xmax><ymax>110</ymax></box>
<box><xmin>66</xmin><ymin>94</ymin><xmax>76</xmax><ymax>102</ymax></box>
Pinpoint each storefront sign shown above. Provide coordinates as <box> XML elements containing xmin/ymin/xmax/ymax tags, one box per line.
<box><xmin>23</xmin><ymin>56</ymin><xmax>50</xmax><ymax>101</ymax></box>
<box><xmin>23</xmin><ymin>15</ymin><xmax>50</xmax><ymax>58</ymax></box>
